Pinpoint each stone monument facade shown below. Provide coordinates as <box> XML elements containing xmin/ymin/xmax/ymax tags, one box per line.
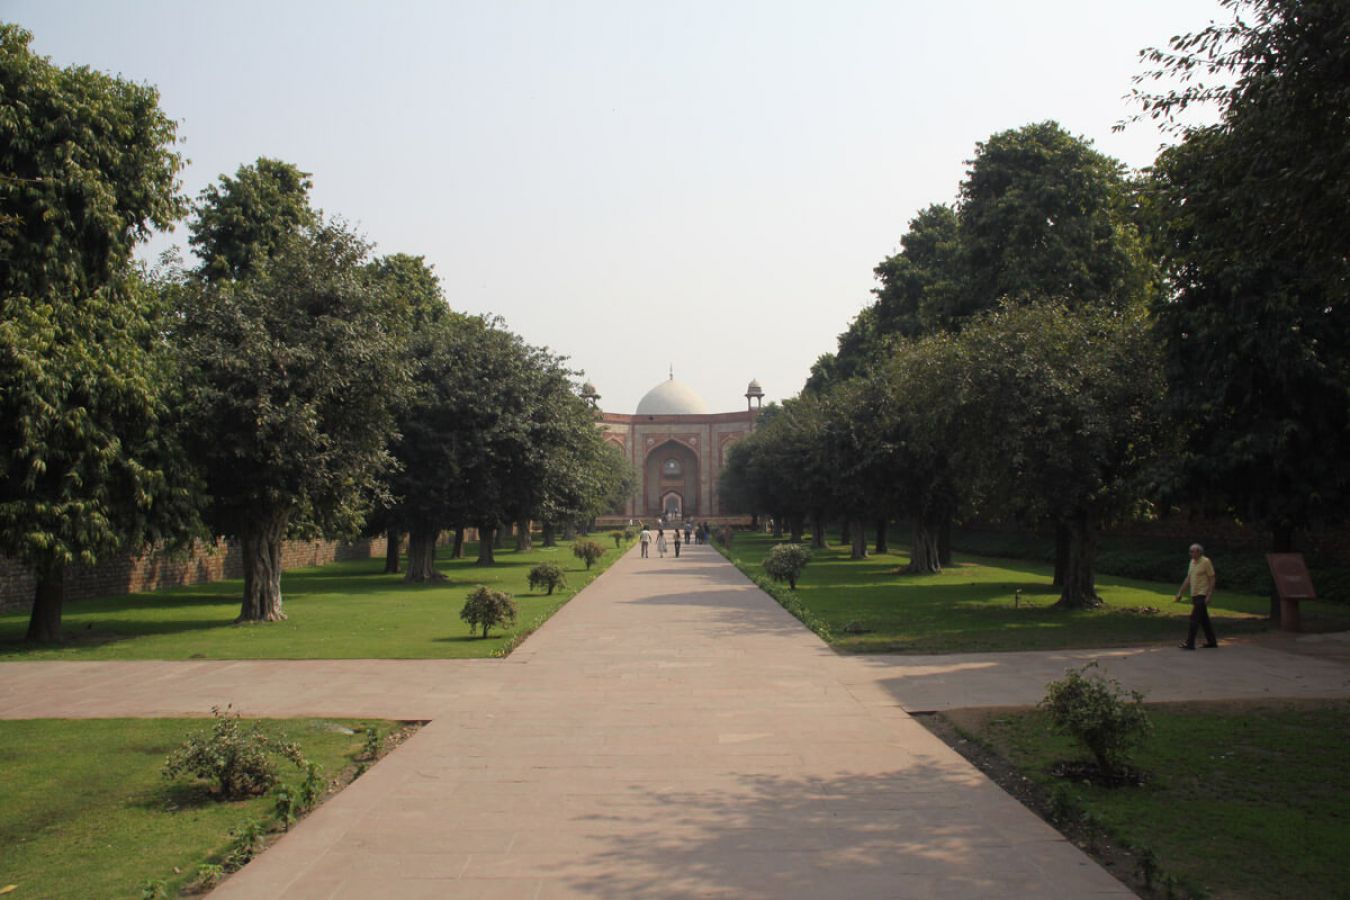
<box><xmin>590</xmin><ymin>375</ymin><xmax>763</xmax><ymax>521</ymax></box>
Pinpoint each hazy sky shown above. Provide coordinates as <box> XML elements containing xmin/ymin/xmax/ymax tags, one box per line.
<box><xmin>8</xmin><ymin>0</ymin><xmax>1226</xmax><ymax>413</ymax></box>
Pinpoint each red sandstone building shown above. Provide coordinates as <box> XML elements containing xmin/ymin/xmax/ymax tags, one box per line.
<box><xmin>587</xmin><ymin>375</ymin><xmax>764</xmax><ymax>522</ymax></box>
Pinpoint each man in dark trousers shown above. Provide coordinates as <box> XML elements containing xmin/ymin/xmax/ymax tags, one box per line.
<box><xmin>1176</xmin><ymin>543</ymin><xmax>1219</xmax><ymax>649</ymax></box>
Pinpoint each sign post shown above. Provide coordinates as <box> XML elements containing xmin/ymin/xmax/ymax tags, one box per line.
<box><xmin>1265</xmin><ymin>554</ymin><xmax>1316</xmax><ymax>633</ymax></box>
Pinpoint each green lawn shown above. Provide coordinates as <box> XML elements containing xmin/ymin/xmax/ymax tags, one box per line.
<box><xmin>0</xmin><ymin>539</ymin><xmax>627</xmax><ymax>660</ymax></box>
<box><xmin>0</xmin><ymin>716</ymin><xmax>396</xmax><ymax>899</ymax></box>
<box><xmin>942</xmin><ymin>700</ymin><xmax>1350</xmax><ymax>899</ymax></box>
<box><xmin>722</xmin><ymin>532</ymin><xmax>1350</xmax><ymax>652</ymax></box>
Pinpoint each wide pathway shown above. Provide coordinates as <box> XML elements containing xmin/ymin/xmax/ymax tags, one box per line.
<box><xmin>231</xmin><ymin>544</ymin><xmax>1129</xmax><ymax>898</ymax></box>
<box><xmin>4</xmin><ymin>545</ymin><xmax>1349</xmax><ymax>897</ymax></box>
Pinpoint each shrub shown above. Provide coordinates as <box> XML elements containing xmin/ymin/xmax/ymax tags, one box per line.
<box><xmin>460</xmin><ymin>585</ymin><xmax>518</xmax><ymax>638</ymax></box>
<box><xmin>272</xmin><ymin>783</ymin><xmax>299</xmax><ymax>831</ymax></box>
<box><xmin>1040</xmin><ymin>662</ymin><xmax>1152</xmax><ymax>776</ymax></box>
<box><xmin>527</xmin><ymin>562</ymin><xmax>567</xmax><ymax>595</ymax></box>
<box><xmin>223</xmin><ymin>819</ymin><xmax>268</xmax><ymax>870</ymax></box>
<box><xmin>572</xmin><ymin>539</ymin><xmax>606</xmax><ymax>569</ymax></box>
<box><xmin>360</xmin><ymin>725</ymin><xmax>382</xmax><ymax>761</ymax></box>
<box><xmin>763</xmin><ymin>543</ymin><xmax>812</xmax><ymax>589</ymax></box>
<box><xmin>609</xmin><ymin>530</ymin><xmax>625</xmax><ymax>548</ymax></box>
<box><xmin>162</xmin><ymin>706</ymin><xmax>304</xmax><ymax>799</ymax></box>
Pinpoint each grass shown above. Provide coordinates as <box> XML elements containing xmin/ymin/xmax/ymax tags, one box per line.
<box><xmin>0</xmin><ymin>538</ymin><xmax>628</xmax><ymax>660</ymax></box>
<box><xmin>0</xmin><ymin>716</ymin><xmax>400</xmax><ymax>899</ymax></box>
<box><xmin>721</xmin><ymin>532</ymin><xmax>1350</xmax><ymax>653</ymax></box>
<box><xmin>940</xmin><ymin>699</ymin><xmax>1350</xmax><ymax>899</ymax></box>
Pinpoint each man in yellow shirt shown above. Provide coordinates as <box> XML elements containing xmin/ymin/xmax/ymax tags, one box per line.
<box><xmin>1176</xmin><ymin>543</ymin><xmax>1219</xmax><ymax>649</ymax></box>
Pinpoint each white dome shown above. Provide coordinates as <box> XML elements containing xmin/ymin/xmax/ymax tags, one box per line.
<box><xmin>636</xmin><ymin>378</ymin><xmax>709</xmax><ymax>415</ymax></box>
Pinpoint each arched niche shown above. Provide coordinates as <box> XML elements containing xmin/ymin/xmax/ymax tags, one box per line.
<box><xmin>644</xmin><ymin>439</ymin><xmax>699</xmax><ymax>518</ymax></box>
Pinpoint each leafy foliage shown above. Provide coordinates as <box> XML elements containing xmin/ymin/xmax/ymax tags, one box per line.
<box><xmin>1039</xmin><ymin>662</ymin><xmax>1152</xmax><ymax>776</ymax></box>
<box><xmin>188</xmin><ymin>158</ymin><xmax>316</xmax><ymax>282</ymax></box>
<box><xmin>1132</xmin><ymin>0</ymin><xmax>1350</xmax><ymax>548</ymax></box>
<box><xmin>177</xmin><ymin>192</ymin><xmax>410</xmax><ymax>619</ymax></box>
<box><xmin>459</xmin><ymin>586</ymin><xmax>518</xmax><ymax>638</ymax></box>
<box><xmin>0</xmin><ymin>26</ymin><xmax>198</xmax><ymax>642</ymax></box>
<box><xmin>571</xmin><ymin>539</ymin><xmax>606</xmax><ymax>570</ymax></box>
<box><xmin>762</xmin><ymin>543</ymin><xmax>812</xmax><ymax>590</ymax></box>
<box><xmin>162</xmin><ymin>707</ymin><xmax>305</xmax><ymax>799</ymax></box>
<box><xmin>527</xmin><ymin>562</ymin><xmax>567</xmax><ymax>595</ymax></box>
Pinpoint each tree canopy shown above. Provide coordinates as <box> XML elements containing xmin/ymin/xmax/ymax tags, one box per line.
<box><xmin>1135</xmin><ymin>0</ymin><xmax>1350</xmax><ymax>548</ymax></box>
<box><xmin>0</xmin><ymin>25</ymin><xmax>196</xmax><ymax>642</ymax></box>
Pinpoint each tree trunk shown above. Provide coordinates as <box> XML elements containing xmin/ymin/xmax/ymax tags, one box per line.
<box><xmin>515</xmin><ymin>518</ymin><xmax>533</xmax><ymax>552</ymax></box>
<box><xmin>542</xmin><ymin>522</ymin><xmax>556</xmax><ymax>547</ymax></box>
<box><xmin>476</xmin><ymin>523</ymin><xmax>497</xmax><ymax>565</ymax></box>
<box><xmin>383</xmin><ymin>528</ymin><xmax>401</xmax><ymax>574</ymax></box>
<box><xmin>789</xmin><ymin>515</ymin><xmax>805</xmax><ymax>544</ymax></box>
<box><xmin>906</xmin><ymin>513</ymin><xmax>942</xmax><ymax>574</ymax></box>
<box><xmin>238</xmin><ymin>509</ymin><xmax>289</xmax><ymax>622</ymax></box>
<box><xmin>1053</xmin><ymin>511</ymin><xmax>1103</xmax><ymax>609</ymax></box>
<box><xmin>452</xmin><ymin>526</ymin><xmax>466</xmax><ymax>559</ymax></box>
<box><xmin>563</xmin><ymin>521</ymin><xmax>577</xmax><ymax>541</ymax></box>
<box><xmin>810</xmin><ymin>511</ymin><xmax>826</xmax><ymax>549</ymax></box>
<box><xmin>874</xmin><ymin>518</ymin><xmax>888</xmax><ymax>555</ymax></box>
<box><xmin>849</xmin><ymin>518</ymin><xmax>868</xmax><ymax>560</ymax></box>
<box><xmin>493</xmin><ymin>523</ymin><xmax>506</xmax><ymax>550</ymax></box>
<box><xmin>1053</xmin><ymin>522</ymin><xmax>1070</xmax><ymax>587</ymax></box>
<box><xmin>937</xmin><ymin>514</ymin><xmax>952</xmax><ymax>567</ymax></box>
<box><xmin>404</xmin><ymin>526</ymin><xmax>444</xmax><ymax>582</ymax></box>
<box><xmin>24</xmin><ymin>562</ymin><xmax>65</xmax><ymax>644</ymax></box>
<box><xmin>772</xmin><ymin>514</ymin><xmax>784</xmax><ymax>539</ymax></box>
<box><xmin>839</xmin><ymin>519</ymin><xmax>851</xmax><ymax>546</ymax></box>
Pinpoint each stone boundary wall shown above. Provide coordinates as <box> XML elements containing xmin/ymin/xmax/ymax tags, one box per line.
<box><xmin>0</xmin><ymin>535</ymin><xmax>389</xmax><ymax>613</ymax></box>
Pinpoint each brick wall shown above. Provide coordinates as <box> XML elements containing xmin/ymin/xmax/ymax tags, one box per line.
<box><xmin>0</xmin><ymin>535</ymin><xmax>390</xmax><ymax>613</ymax></box>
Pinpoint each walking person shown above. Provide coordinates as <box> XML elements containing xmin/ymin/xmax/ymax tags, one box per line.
<box><xmin>684</xmin><ymin>522</ymin><xmax>692</xmax><ymax>544</ymax></box>
<box><xmin>1176</xmin><ymin>543</ymin><xmax>1219</xmax><ymax>649</ymax></box>
<box><xmin>656</xmin><ymin>528</ymin><xmax>668</xmax><ymax>558</ymax></box>
<box><xmin>639</xmin><ymin>525</ymin><xmax>652</xmax><ymax>559</ymax></box>
<box><xmin>674</xmin><ymin>529</ymin><xmax>682</xmax><ymax>558</ymax></box>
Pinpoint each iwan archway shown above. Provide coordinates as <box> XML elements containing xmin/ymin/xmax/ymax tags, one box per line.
<box><xmin>645</xmin><ymin>439</ymin><xmax>699</xmax><ymax>519</ymax></box>
<box><xmin>592</xmin><ymin>374</ymin><xmax>764</xmax><ymax>524</ymax></box>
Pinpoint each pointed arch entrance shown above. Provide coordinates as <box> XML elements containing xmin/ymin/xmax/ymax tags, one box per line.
<box><xmin>644</xmin><ymin>440</ymin><xmax>699</xmax><ymax>520</ymax></box>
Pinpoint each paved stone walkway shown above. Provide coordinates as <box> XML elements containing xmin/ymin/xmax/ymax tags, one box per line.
<box><xmin>3</xmin><ymin>544</ymin><xmax>1349</xmax><ymax>898</ymax></box>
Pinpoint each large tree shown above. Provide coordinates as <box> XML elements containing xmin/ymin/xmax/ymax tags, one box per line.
<box><xmin>956</xmin><ymin>302</ymin><xmax>1165</xmax><ymax>608</ymax></box>
<box><xmin>0</xmin><ymin>26</ymin><xmax>197</xmax><ymax>642</ymax></box>
<box><xmin>1133</xmin><ymin>0</ymin><xmax>1350</xmax><ymax>551</ymax></box>
<box><xmin>178</xmin><ymin>219</ymin><xmax>408</xmax><ymax>621</ymax></box>
<box><xmin>366</xmin><ymin>253</ymin><xmax>455</xmax><ymax>581</ymax></box>
<box><xmin>868</xmin><ymin>335</ymin><xmax>966</xmax><ymax>574</ymax></box>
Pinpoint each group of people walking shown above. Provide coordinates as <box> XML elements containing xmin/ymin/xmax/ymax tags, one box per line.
<box><xmin>637</xmin><ymin>520</ymin><xmax>712</xmax><ymax>559</ymax></box>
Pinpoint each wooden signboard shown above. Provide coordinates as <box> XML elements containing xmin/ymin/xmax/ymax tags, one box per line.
<box><xmin>1266</xmin><ymin>554</ymin><xmax>1316</xmax><ymax>600</ymax></box>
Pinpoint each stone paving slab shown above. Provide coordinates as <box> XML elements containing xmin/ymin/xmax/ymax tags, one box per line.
<box><xmin>840</xmin><ymin>639</ymin><xmax>1350</xmax><ymax>712</ymax></box>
